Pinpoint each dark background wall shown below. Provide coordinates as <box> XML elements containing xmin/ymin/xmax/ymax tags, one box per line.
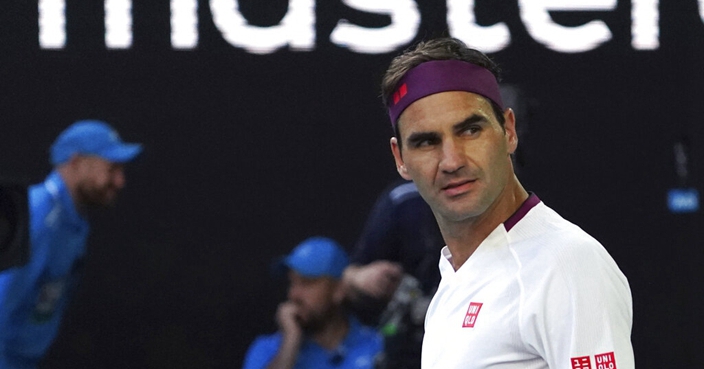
<box><xmin>0</xmin><ymin>1</ymin><xmax>702</xmax><ymax>368</ymax></box>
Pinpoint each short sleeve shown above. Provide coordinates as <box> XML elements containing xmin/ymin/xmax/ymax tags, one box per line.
<box><xmin>519</xmin><ymin>237</ymin><xmax>635</xmax><ymax>369</ymax></box>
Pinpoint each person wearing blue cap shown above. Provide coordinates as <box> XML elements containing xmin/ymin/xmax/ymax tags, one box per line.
<box><xmin>0</xmin><ymin>119</ymin><xmax>142</xmax><ymax>368</ymax></box>
<box><xmin>242</xmin><ymin>237</ymin><xmax>383</xmax><ymax>369</ymax></box>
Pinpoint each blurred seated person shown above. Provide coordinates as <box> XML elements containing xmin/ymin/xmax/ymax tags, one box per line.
<box><xmin>242</xmin><ymin>236</ymin><xmax>382</xmax><ymax>369</ymax></box>
<box><xmin>342</xmin><ymin>180</ymin><xmax>445</xmax><ymax>369</ymax></box>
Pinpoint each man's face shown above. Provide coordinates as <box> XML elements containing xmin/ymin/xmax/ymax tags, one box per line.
<box><xmin>391</xmin><ymin>91</ymin><xmax>517</xmax><ymax>224</ymax></box>
<box><xmin>287</xmin><ymin>270</ymin><xmax>339</xmax><ymax>332</ymax></box>
<box><xmin>75</xmin><ymin>156</ymin><xmax>126</xmax><ymax>207</ymax></box>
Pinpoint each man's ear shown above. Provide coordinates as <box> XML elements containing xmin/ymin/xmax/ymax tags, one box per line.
<box><xmin>390</xmin><ymin>137</ymin><xmax>411</xmax><ymax>180</ymax></box>
<box><xmin>503</xmin><ymin>108</ymin><xmax>518</xmax><ymax>154</ymax></box>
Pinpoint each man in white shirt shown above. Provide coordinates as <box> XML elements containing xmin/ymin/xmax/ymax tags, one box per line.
<box><xmin>379</xmin><ymin>37</ymin><xmax>634</xmax><ymax>369</ymax></box>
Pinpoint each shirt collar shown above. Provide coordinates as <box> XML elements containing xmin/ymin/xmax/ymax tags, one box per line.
<box><xmin>45</xmin><ymin>170</ymin><xmax>87</xmax><ymax>227</ymax></box>
<box><xmin>503</xmin><ymin>192</ymin><xmax>541</xmax><ymax>232</ymax></box>
<box><xmin>438</xmin><ymin>193</ymin><xmax>542</xmax><ymax>276</ymax></box>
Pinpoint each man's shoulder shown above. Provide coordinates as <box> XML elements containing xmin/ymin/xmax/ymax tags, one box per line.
<box><xmin>246</xmin><ymin>331</ymin><xmax>283</xmax><ymax>354</ymax></box>
<box><xmin>242</xmin><ymin>332</ymin><xmax>283</xmax><ymax>369</ymax></box>
<box><xmin>513</xmin><ymin>202</ymin><xmax>599</xmax><ymax>246</ymax></box>
<box><xmin>29</xmin><ymin>181</ymin><xmax>67</xmax><ymax>231</ymax></box>
<box><xmin>28</xmin><ymin>181</ymin><xmax>59</xmax><ymax>227</ymax></box>
<box><xmin>346</xmin><ymin>317</ymin><xmax>383</xmax><ymax>352</ymax></box>
<box><xmin>510</xmin><ymin>203</ymin><xmax>618</xmax><ymax>272</ymax></box>
<box><xmin>29</xmin><ymin>181</ymin><xmax>53</xmax><ymax>209</ymax></box>
<box><xmin>509</xmin><ymin>204</ymin><xmax>628</xmax><ymax>295</ymax></box>
<box><xmin>386</xmin><ymin>180</ymin><xmax>420</xmax><ymax>204</ymax></box>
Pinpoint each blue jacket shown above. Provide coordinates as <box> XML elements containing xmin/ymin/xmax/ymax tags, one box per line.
<box><xmin>242</xmin><ymin>317</ymin><xmax>382</xmax><ymax>369</ymax></box>
<box><xmin>0</xmin><ymin>171</ymin><xmax>89</xmax><ymax>368</ymax></box>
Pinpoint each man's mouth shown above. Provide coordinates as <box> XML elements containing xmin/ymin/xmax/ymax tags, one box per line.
<box><xmin>442</xmin><ymin>179</ymin><xmax>476</xmax><ymax>196</ymax></box>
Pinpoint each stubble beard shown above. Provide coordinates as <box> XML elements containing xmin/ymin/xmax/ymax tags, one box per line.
<box><xmin>296</xmin><ymin>304</ymin><xmax>337</xmax><ymax>334</ymax></box>
<box><xmin>77</xmin><ymin>183</ymin><xmax>118</xmax><ymax>209</ymax></box>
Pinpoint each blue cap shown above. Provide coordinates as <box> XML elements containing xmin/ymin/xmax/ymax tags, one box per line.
<box><xmin>50</xmin><ymin>120</ymin><xmax>143</xmax><ymax>165</ymax></box>
<box><xmin>277</xmin><ymin>237</ymin><xmax>350</xmax><ymax>279</ymax></box>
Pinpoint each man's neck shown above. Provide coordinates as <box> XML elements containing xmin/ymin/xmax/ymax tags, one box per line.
<box><xmin>440</xmin><ymin>178</ymin><xmax>529</xmax><ymax>271</ymax></box>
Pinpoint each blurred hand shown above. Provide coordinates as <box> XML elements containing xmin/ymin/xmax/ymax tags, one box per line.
<box><xmin>276</xmin><ymin>301</ymin><xmax>303</xmax><ymax>342</ymax></box>
<box><xmin>344</xmin><ymin>261</ymin><xmax>403</xmax><ymax>301</ymax></box>
<box><xmin>267</xmin><ymin>301</ymin><xmax>304</xmax><ymax>369</ymax></box>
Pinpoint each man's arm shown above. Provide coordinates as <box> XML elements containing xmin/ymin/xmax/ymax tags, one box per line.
<box><xmin>343</xmin><ymin>261</ymin><xmax>403</xmax><ymax>302</ymax></box>
<box><xmin>242</xmin><ymin>302</ymin><xmax>304</xmax><ymax>369</ymax></box>
<box><xmin>0</xmin><ymin>188</ymin><xmax>54</xmax><ymax>364</ymax></box>
<box><xmin>264</xmin><ymin>302</ymin><xmax>303</xmax><ymax>369</ymax></box>
<box><xmin>521</xmin><ymin>240</ymin><xmax>635</xmax><ymax>369</ymax></box>
<box><xmin>0</xmin><ymin>270</ymin><xmax>16</xmax><ymax>364</ymax></box>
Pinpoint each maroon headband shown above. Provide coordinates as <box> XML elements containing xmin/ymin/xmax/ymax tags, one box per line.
<box><xmin>387</xmin><ymin>59</ymin><xmax>504</xmax><ymax>126</ymax></box>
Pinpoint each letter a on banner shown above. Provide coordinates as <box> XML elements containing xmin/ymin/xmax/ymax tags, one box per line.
<box><xmin>209</xmin><ymin>0</ymin><xmax>315</xmax><ymax>54</ymax></box>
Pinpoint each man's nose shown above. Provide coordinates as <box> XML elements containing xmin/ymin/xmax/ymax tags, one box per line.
<box><xmin>439</xmin><ymin>138</ymin><xmax>466</xmax><ymax>173</ymax></box>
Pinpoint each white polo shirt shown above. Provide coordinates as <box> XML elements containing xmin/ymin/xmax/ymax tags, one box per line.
<box><xmin>421</xmin><ymin>194</ymin><xmax>634</xmax><ymax>369</ymax></box>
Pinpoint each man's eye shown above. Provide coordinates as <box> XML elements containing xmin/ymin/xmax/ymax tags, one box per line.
<box><xmin>463</xmin><ymin>125</ymin><xmax>481</xmax><ymax>136</ymax></box>
<box><xmin>414</xmin><ymin>138</ymin><xmax>438</xmax><ymax>148</ymax></box>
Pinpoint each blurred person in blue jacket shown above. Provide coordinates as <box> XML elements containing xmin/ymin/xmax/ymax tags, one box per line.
<box><xmin>242</xmin><ymin>236</ymin><xmax>382</xmax><ymax>369</ymax></box>
<box><xmin>0</xmin><ymin>120</ymin><xmax>142</xmax><ymax>369</ymax></box>
<box><xmin>343</xmin><ymin>179</ymin><xmax>444</xmax><ymax>369</ymax></box>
